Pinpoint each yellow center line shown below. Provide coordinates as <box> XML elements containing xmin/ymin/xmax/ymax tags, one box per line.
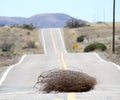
<box><xmin>61</xmin><ymin>53</ymin><xmax>67</xmax><ymax>70</ymax></box>
<box><xmin>50</xmin><ymin>29</ymin><xmax>57</xmax><ymax>54</ymax></box>
<box><xmin>60</xmin><ymin>55</ymin><xmax>77</xmax><ymax>100</ymax></box>
<box><xmin>50</xmin><ymin>29</ymin><xmax>77</xmax><ymax>100</ymax></box>
<box><xmin>67</xmin><ymin>93</ymin><xmax>78</xmax><ymax>100</ymax></box>
<box><xmin>53</xmin><ymin>99</ymin><xmax>61</xmax><ymax>100</ymax></box>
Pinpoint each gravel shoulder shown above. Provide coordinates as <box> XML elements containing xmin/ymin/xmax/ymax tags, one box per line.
<box><xmin>0</xmin><ymin>26</ymin><xmax>44</xmax><ymax>79</ymax></box>
<box><xmin>97</xmin><ymin>52</ymin><xmax>120</xmax><ymax>66</ymax></box>
<box><xmin>0</xmin><ymin>55</ymin><xmax>21</xmax><ymax>67</ymax></box>
<box><xmin>0</xmin><ymin>55</ymin><xmax>22</xmax><ymax>79</ymax></box>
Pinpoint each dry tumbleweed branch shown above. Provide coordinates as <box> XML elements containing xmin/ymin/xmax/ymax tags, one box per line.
<box><xmin>35</xmin><ymin>69</ymin><xmax>96</xmax><ymax>93</ymax></box>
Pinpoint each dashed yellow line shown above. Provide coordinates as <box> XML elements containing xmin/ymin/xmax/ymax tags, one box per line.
<box><xmin>67</xmin><ymin>93</ymin><xmax>78</xmax><ymax>100</ymax></box>
<box><xmin>50</xmin><ymin>29</ymin><xmax>77</xmax><ymax>100</ymax></box>
<box><xmin>60</xmin><ymin>55</ymin><xmax>78</xmax><ymax>100</ymax></box>
<box><xmin>52</xmin><ymin>93</ymin><xmax>77</xmax><ymax>100</ymax></box>
<box><xmin>60</xmin><ymin>54</ymin><xmax>77</xmax><ymax>100</ymax></box>
<box><xmin>61</xmin><ymin>53</ymin><xmax>67</xmax><ymax>70</ymax></box>
<box><xmin>50</xmin><ymin>30</ymin><xmax>57</xmax><ymax>54</ymax></box>
<box><xmin>53</xmin><ymin>99</ymin><xmax>61</xmax><ymax>100</ymax></box>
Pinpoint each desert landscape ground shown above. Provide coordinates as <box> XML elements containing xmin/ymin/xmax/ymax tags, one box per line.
<box><xmin>0</xmin><ymin>25</ymin><xmax>43</xmax><ymax>77</ymax></box>
<box><xmin>0</xmin><ymin>22</ymin><xmax>120</xmax><ymax>75</ymax></box>
<box><xmin>0</xmin><ymin>22</ymin><xmax>120</xmax><ymax>99</ymax></box>
<box><xmin>63</xmin><ymin>22</ymin><xmax>120</xmax><ymax>65</ymax></box>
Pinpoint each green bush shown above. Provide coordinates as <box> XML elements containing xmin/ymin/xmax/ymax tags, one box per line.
<box><xmin>77</xmin><ymin>35</ymin><xmax>86</xmax><ymax>42</ymax></box>
<box><xmin>84</xmin><ymin>44</ymin><xmax>95</xmax><ymax>52</ymax></box>
<box><xmin>84</xmin><ymin>42</ymin><xmax>107</xmax><ymax>52</ymax></box>
<box><xmin>0</xmin><ymin>42</ymin><xmax>14</xmax><ymax>52</ymax></box>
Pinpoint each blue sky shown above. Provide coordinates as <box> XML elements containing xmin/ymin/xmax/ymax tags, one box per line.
<box><xmin>0</xmin><ymin>0</ymin><xmax>120</xmax><ymax>22</ymax></box>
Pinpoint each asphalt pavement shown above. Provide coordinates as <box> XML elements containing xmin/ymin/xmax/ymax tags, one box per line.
<box><xmin>0</xmin><ymin>28</ymin><xmax>120</xmax><ymax>100</ymax></box>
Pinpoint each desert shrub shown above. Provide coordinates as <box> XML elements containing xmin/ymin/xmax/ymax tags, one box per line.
<box><xmin>84</xmin><ymin>42</ymin><xmax>107</xmax><ymax>52</ymax></box>
<box><xmin>19</xmin><ymin>23</ymin><xmax>36</xmax><ymax>30</ymax></box>
<box><xmin>26</xmin><ymin>40</ymin><xmax>36</xmax><ymax>48</ymax></box>
<box><xmin>84</xmin><ymin>44</ymin><xmax>95</xmax><ymax>52</ymax></box>
<box><xmin>95</xmin><ymin>43</ymin><xmax>107</xmax><ymax>51</ymax></box>
<box><xmin>22</xmin><ymin>40</ymin><xmax>36</xmax><ymax>49</ymax></box>
<box><xmin>65</xmin><ymin>18</ymin><xmax>86</xmax><ymax>28</ymax></box>
<box><xmin>0</xmin><ymin>42</ymin><xmax>14</xmax><ymax>52</ymax></box>
<box><xmin>97</xmin><ymin>21</ymin><xmax>104</xmax><ymax>24</ymax></box>
<box><xmin>35</xmin><ymin>69</ymin><xmax>96</xmax><ymax>93</ymax></box>
<box><xmin>77</xmin><ymin>35</ymin><xmax>86</xmax><ymax>42</ymax></box>
<box><xmin>118</xmin><ymin>37</ymin><xmax>120</xmax><ymax>40</ymax></box>
<box><xmin>27</xmin><ymin>32</ymin><xmax>31</xmax><ymax>35</ymax></box>
<box><xmin>116</xmin><ymin>45</ymin><xmax>120</xmax><ymax>54</ymax></box>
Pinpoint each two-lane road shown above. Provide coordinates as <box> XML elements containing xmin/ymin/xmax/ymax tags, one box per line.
<box><xmin>41</xmin><ymin>29</ymin><xmax>66</xmax><ymax>55</ymax></box>
<box><xmin>0</xmin><ymin>28</ymin><xmax>120</xmax><ymax>100</ymax></box>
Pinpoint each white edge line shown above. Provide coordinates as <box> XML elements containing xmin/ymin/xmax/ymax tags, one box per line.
<box><xmin>94</xmin><ymin>52</ymin><xmax>120</xmax><ymax>71</ymax></box>
<box><xmin>59</xmin><ymin>29</ymin><xmax>67</xmax><ymax>54</ymax></box>
<box><xmin>0</xmin><ymin>55</ymin><xmax>27</xmax><ymax>86</ymax></box>
<box><xmin>41</xmin><ymin>29</ymin><xmax>47</xmax><ymax>55</ymax></box>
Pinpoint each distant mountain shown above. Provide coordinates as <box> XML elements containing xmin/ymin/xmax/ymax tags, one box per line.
<box><xmin>0</xmin><ymin>17</ymin><xmax>28</xmax><ymax>25</ymax></box>
<box><xmin>28</xmin><ymin>13</ymin><xmax>73</xmax><ymax>28</ymax></box>
<box><xmin>0</xmin><ymin>13</ymin><xmax>84</xmax><ymax>28</ymax></box>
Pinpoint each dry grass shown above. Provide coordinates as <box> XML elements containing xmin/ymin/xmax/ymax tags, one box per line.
<box><xmin>0</xmin><ymin>54</ymin><xmax>21</xmax><ymax>67</ymax></box>
<box><xmin>0</xmin><ymin>26</ymin><xmax>43</xmax><ymax>54</ymax></box>
<box><xmin>0</xmin><ymin>26</ymin><xmax>43</xmax><ymax>67</ymax></box>
<box><xmin>35</xmin><ymin>69</ymin><xmax>96</xmax><ymax>93</ymax></box>
<box><xmin>64</xmin><ymin>22</ymin><xmax>120</xmax><ymax>53</ymax></box>
<box><xmin>63</xmin><ymin>22</ymin><xmax>120</xmax><ymax>66</ymax></box>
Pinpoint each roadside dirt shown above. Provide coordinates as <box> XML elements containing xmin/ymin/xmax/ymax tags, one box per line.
<box><xmin>0</xmin><ymin>26</ymin><xmax>43</xmax><ymax>77</ymax></box>
<box><xmin>0</xmin><ymin>26</ymin><xmax>43</xmax><ymax>55</ymax></box>
<box><xmin>0</xmin><ymin>54</ymin><xmax>22</xmax><ymax>79</ymax></box>
<box><xmin>63</xmin><ymin>22</ymin><xmax>120</xmax><ymax>66</ymax></box>
<box><xmin>0</xmin><ymin>54</ymin><xmax>21</xmax><ymax>67</ymax></box>
<box><xmin>98</xmin><ymin>52</ymin><xmax>120</xmax><ymax>66</ymax></box>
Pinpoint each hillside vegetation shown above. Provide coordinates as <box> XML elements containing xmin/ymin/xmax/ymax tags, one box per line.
<box><xmin>64</xmin><ymin>22</ymin><xmax>120</xmax><ymax>53</ymax></box>
<box><xmin>64</xmin><ymin>22</ymin><xmax>120</xmax><ymax>65</ymax></box>
<box><xmin>0</xmin><ymin>25</ymin><xmax>43</xmax><ymax>67</ymax></box>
